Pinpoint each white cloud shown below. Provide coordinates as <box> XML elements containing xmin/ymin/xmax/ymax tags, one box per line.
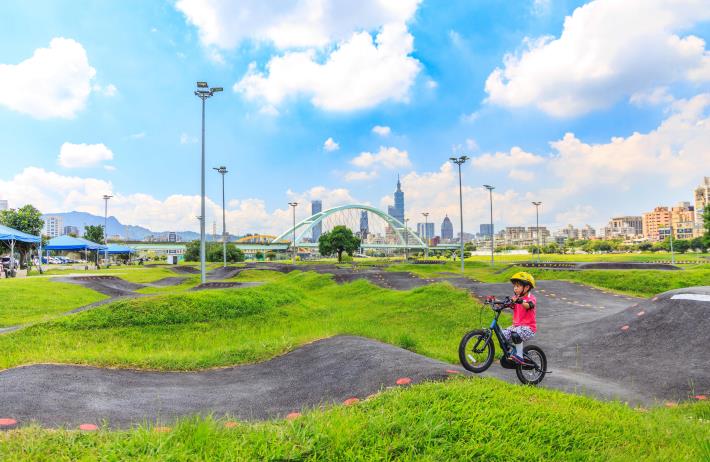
<box><xmin>323</xmin><ymin>137</ymin><xmax>339</xmax><ymax>151</ymax></box>
<box><xmin>351</xmin><ymin>146</ymin><xmax>411</xmax><ymax>169</ymax></box>
<box><xmin>629</xmin><ymin>86</ymin><xmax>675</xmax><ymax>107</ymax></box>
<box><xmin>0</xmin><ymin>38</ymin><xmax>96</xmax><ymax>119</ymax></box>
<box><xmin>485</xmin><ymin>0</ymin><xmax>710</xmax><ymax>117</ymax></box>
<box><xmin>129</xmin><ymin>132</ymin><xmax>146</xmax><ymax>140</ymax></box>
<box><xmin>175</xmin><ymin>0</ymin><xmax>421</xmax><ymax>50</ymax></box>
<box><xmin>426</xmin><ymin>79</ymin><xmax>438</xmax><ymax>89</ymax></box>
<box><xmin>92</xmin><ymin>83</ymin><xmax>118</xmax><ymax>97</ymax></box>
<box><xmin>103</xmin><ymin>165</ymin><xmax>116</xmax><ymax>172</ymax></box>
<box><xmin>471</xmin><ymin>146</ymin><xmax>544</xmax><ymax>169</ymax></box>
<box><xmin>509</xmin><ymin>169</ymin><xmax>534</xmax><ymax>181</ymax></box>
<box><xmin>180</xmin><ymin>133</ymin><xmax>198</xmax><ymax>144</ymax></box>
<box><xmin>345</xmin><ymin>171</ymin><xmax>379</xmax><ymax>181</ymax></box>
<box><xmin>234</xmin><ymin>24</ymin><xmax>421</xmax><ymax>111</ymax></box>
<box><xmin>58</xmin><ymin>143</ymin><xmax>114</xmax><ymax>168</ymax></box>
<box><xmin>460</xmin><ymin>111</ymin><xmax>479</xmax><ymax>123</ymax></box>
<box><xmin>372</xmin><ymin>125</ymin><xmax>391</xmax><ymax>136</ymax></box>
<box><xmin>531</xmin><ymin>0</ymin><xmax>551</xmax><ymax>16</ymax></box>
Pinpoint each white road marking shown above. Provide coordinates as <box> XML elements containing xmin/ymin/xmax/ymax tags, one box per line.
<box><xmin>670</xmin><ymin>294</ymin><xmax>710</xmax><ymax>302</ymax></box>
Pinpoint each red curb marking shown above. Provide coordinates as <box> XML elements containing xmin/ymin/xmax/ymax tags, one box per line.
<box><xmin>343</xmin><ymin>397</ymin><xmax>360</xmax><ymax>406</ymax></box>
<box><xmin>224</xmin><ymin>421</ymin><xmax>239</xmax><ymax>428</ymax></box>
<box><xmin>0</xmin><ymin>418</ymin><xmax>17</xmax><ymax>427</ymax></box>
<box><xmin>694</xmin><ymin>395</ymin><xmax>707</xmax><ymax>400</ymax></box>
<box><xmin>446</xmin><ymin>369</ymin><xmax>461</xmax><ymax>374</ymax></box>
<box><xmin>286</xmin><ymin>412</ymin><xmax>301</xmax><ymax>420</ymax></box>
<box><xmin>79</xmin><ymin>424</ymin><xmax>98</xmax><ymax>431</ymax></box>
<box><xmin>621</xmin><ymin>325</ymin><xmax>629</xmax><ymax>331</ymax></box>
<box><xmin>637</xmin><ymin>311</ymin><xmax>645</xmax><ymax>316</ymax></box>
<box><xmin>154</xmin><ymin>426</ymin><xmax>171</xmax><ymax>433</ymax></box>
<box><xmin>396</xmin><ymin>377</ymin><xmax>412</xmax><ymax>385</ymax></box>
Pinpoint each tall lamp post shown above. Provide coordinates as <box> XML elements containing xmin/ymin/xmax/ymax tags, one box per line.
<box><xmin>404</xmin><ymin>217</ymin><xmax>409</xmax><ymax>261</ymax></box>
<box><xmin>669</xmin><ymin>224</ymin><xmax>675</xmax><ymax>265</ymax></box>
<box><xmin>450</xmin><ymin>156</ymin><xmax>469</xmax><ymax>272</ymax></box>
<box><xmin>102</xmin><ymin>194</ymin><xmax>112</xmax><ymax>267</ymax></box>
<box><xmin>422</xmin><ymin>212</ymin><xmax>429</xmax><ymax>258</ymax></box>
<box><xmin>195</xmin><ymin>81</ymin><xmax>223</xmax><ymax>284</ymax></box>
<box><xmin>532</xmin><ymin>201</ymin><xmax>542</xmax><ymax>262</ymax></box>
<box><xmin>483</xmin><ymin>185</ymin><xmax>495</xmax><ymax>266</ymax></box>
<box><xmin>213</xmin><ymin>166</ymin><xmax>228</xmax><ymax>268</ymax></box>
<box><xmin>289</xmin><ymin>202</ymin><xmax>298</xmax><ymax>264</ymax></box>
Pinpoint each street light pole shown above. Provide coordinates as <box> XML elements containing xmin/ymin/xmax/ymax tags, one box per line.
<box><xmin>102</xmin><ymin>194</ymin><xmax>112</xmax><ymax>267</ymax></box>
<box><xmin>669</xmin><ymin>224</ymin><xmax>675</xmax><ymax>265</ymax></box>
<box><xmin>289</xmin><ymin>202</ymin><xmax>298</xmax><ymax>264</ymax></box>
<box><xmin>450</xmin><ymin>156</ymin><xmax>469</xmax><ymax>272</ymax></box>
<box><xmin>484</xmin><ymin>185</ymin><xmax>495</xmax><ymax>266</ymax></box>
<box><xmin>404</xmin><ymin>217</ymin><xmax>409</xmax><ymax>261</ymax></box>
<box><xmin>195</xmin><ymin>81</ymin><xmax>223</xmax><ymax>284</ymax></box>
<box><xmin>422</xmin><ymin>212</ymin><xmax>429</xmax><ymax>258</ymax></box>
<box><xmin>532</xmin><ymin>201</ymin><xmax>542</xmax><ymax>262</ymax></box>
<box><xmin>213</xmin><ymin>166</ymin><xmax>228</xmax><ymax>268</ymax></box>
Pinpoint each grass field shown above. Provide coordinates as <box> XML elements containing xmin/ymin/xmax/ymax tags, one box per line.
<box><xmin>0</xmin><ymin>272</ymin><xmax>494</xmax><ymax>370</ymax></box>
<box><xmin>0</xmin><ymin>278</ymin><xmax>107</xmax><ymax>327</ymax></box>
<box><xmin>1</xmin><ymin>379</ymin><xmax>707</xmax><ymax>461</ymax></box>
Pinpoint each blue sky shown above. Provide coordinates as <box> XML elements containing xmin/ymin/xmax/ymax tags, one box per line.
<box><xmin>1</xmin><ymin>0</ymin><xmax>709</xmax><ymax>235</ymax></box>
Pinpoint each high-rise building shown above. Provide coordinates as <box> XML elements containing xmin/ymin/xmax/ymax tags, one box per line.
<box><xmin>694</xmin><ymin>177</ymin><xmax>710</xmax><ymax>234</ymax></box>
<box><xmin>0</xmin><ymin>200</ymin><xmax>8</xmax><ymax>211</ymax></box>
<box><xmin>603</xmin><ymin>216</ymin><xmax>642</xmax><ymax>239</ymax></box>
<box><xmin>671</xmin><ymin>202</ymin><xmax>696</xmax><ymax>239</ymax></box>
<box><xmin>63</xmin><ymin>225</ymin><xmax>80</xmax><ymax>236</ymax></box>
<box><xmin>391</xmin><ymin>175</ymin><xmax>405</xmax><ymax>224</ymax></box>
<box><xmin>43</xmin><ymin>215</ymin><xmax>63</xmax><ymax>238</ymax></box>
<box><xmin>643</xmin><ymin>207</ymin><xmax>671</xmax><ymax>241</ymax></box>
<box><xmin>441</xmin><ymin>215</ymin><xmax>454</xmax><ymax>241</ymax></box>
<box><xmin>480</xmin><ymin>223</ymin><xmax>494</xmax><ymax>237</ymax></box>
<box><xmin>359</xmin><ymin>211</ymin><xmax>369</xmax><ymax>240</ymax></box>
<box><xmin>311</xmin><ymin>200</ymin><xmax>322</xmax><ymax>242</ymax></box>
<box><xmin>416</xmin><ymin>223</ymin><xmax>435</xmax><ymax>243</ymax></box>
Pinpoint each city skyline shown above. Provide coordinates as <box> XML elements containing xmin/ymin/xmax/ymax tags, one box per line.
<box><xmin>1</xmin><ymin>1</ymin><xmax>709</xmax><ymax>236</ymax></box>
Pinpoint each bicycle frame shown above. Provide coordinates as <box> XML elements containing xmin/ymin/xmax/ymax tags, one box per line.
<box><xmin>472</xmin><ymin>304</ymin><xmax>513</xmax><ymax>356</ymax></box>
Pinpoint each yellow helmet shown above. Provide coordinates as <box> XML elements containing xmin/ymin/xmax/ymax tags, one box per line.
<box><xmin>510</xmin><ymin>271</ymin><xmax>535</xmax><ymax>288</ymax></box>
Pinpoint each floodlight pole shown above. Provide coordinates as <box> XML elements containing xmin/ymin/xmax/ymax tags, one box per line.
<box><xmin>213</xmin><ymin>166</ymin><xmax>228</xmax><ymax>268</ymax></box>
<box><xmin>532</xmin><ymin>201</ymin><xmax>542</xmax><ymax>262</ymax></box>
<box><xmin>669</xmin><ymin>224</ymin><xmax>675</xmax><ymax>264</ymax></box>
<box><xmin>103</xmin><ymin>194</ymin><xmax>112</xmax><ymax>267</ymax></box>
<box><xmin>195</xmin><ymin>82</ymin><xmax>223</xmax><ymax>284</ymax></box>
<box><xmin>289</xmin><ymin>202</ymin><xmax>298</xmax><ymax>264</ymax></box>
<box><xmin>422</xmin><ymin>212</ymin><xmax>429</xmax><ymax>258</ymax></box>
<box><xmin>404</xmin><ymin>218</ymin><xmax>409</xmax><ymax>261</ymax></box>
<box><xmin>450</xmin><ymin>156</ymin><xmax>469</xmax><ymax>273</ymax></box>
<box><xmin>484</xmin><ymin>185</ymin><xmax>495</xmax><ymax>266</ymax></box>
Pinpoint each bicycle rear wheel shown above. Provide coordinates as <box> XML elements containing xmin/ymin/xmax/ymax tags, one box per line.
<box><xmin>459</xmin><ymin>329</ymin><xmax>494</xmax><ymax>373</ymax></box>
<box><xmin>515</xmin><ymin>345</ymin><xmax>547</xmax><ymax>385</ymax></box>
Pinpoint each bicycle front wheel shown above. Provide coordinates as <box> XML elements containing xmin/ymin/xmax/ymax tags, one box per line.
<box><xmin>459</xmin><ymin>329</ymin><xmax>494</xmax><ymax>373</ymax></box>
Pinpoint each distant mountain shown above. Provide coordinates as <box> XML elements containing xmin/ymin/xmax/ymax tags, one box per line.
<box><xmin>41</xmin><ymin>211</ymin><xmax>206</xmax><ymax>241</ymax></box>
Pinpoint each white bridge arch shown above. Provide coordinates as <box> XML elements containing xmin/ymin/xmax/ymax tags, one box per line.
<box><xmin>272</xmin><ymin>204</ymin><xmax>428</xmax><ymax>249</ymax></box>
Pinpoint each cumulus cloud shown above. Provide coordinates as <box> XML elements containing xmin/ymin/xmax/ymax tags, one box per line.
<box><xmin>485</xmin><ymin>0</ymin><xmax>710</xmax><ymax>117</ymax></box>
<box><xmin>175</xmin><ymin>0</ymin><xmax>421</xmax><ymax>49</ymax></box>
<box><xmin>323</xmin><ymin>137</ymin><xmax>339</xmax><ymax>151</ymax></box>
<box><xmin>351</xmin><ymin>146</ymin><xmax>411</xmax><ymax>169</ymax></box>
<box><xmin>58</xmin><ymin>143</ymin><xmax>114</xmax><ymax>168</ymax></box>
<box><xmin>471</xmin><ymin>146</ymin><xmax>543</xmax><ymax>170</ymax></box>
<box><xmin>92</xmin><ymin>83</ymin><xmax>118</xmax><ymax>97</ymax></box>
<box><xmin>372</xmin><ymin>125</ymin><xmax>391</xmax><ymax>136</ymax></box>
<box><xmin>234</xmin><ymin>24</ymin><xmax>421</xmax><ymax>111</ymax></box>
<box><xmin>629</xmin><ymin>86</ymin><xmax>675</xmax><ymax>107</ymax></box>
<box><xmin>345</xmin><ymin>170</ymin><xmax>379</xmax><ymax>181</ymax></box>
<box><xmin>0</xmin><ymin>38</ymin><xmax>96</xmax><ymax>119</ymax></box>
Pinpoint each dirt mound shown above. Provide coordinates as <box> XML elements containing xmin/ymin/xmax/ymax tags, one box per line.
<box><xmin>56</xmin><ymin>276</ymin><xmax>145</xmax><ymax>297</ymax></box>
<box><xmin>0</xmin><ymin>336</ymin><xmax>465</xmax><ymax>428</ymax></box>
<box><xmin>169</xmin><ymin>266</ymin><xmax>200</xmax><ymax>274</ymax></box>
<box><xmin>191</xmin><ymin>281</ymin><xmax>263</xmax><ymax>291</ymax></box>
<box><xmin>146</xmin><ymin>277</ymin><xmax>187</xmax><ymax>287</ymax></box>
<box><xmin>207</xmin><ymin>266</ymin><xmax>243</xmax><ymax>280</ymax></box>
<box><xmin>566</xmin><ymin>286</ymin><xmax>710</xmax><ymax>401</ymax></box>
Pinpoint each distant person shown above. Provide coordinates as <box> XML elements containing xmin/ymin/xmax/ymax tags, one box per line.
<box><xmin>502</xmin><ymin>272</ymin><xmax>537</xmax><ymax>365</ymax></box>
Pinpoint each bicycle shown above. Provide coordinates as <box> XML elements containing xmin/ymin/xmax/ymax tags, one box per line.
<box><xmin>458</xmin><ymin>296</ymin><xmax>548</xmax><ymax>385</ymax></box>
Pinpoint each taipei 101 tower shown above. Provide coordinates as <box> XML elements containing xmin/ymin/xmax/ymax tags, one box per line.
<box><xmin>389</xmin><ymin>175</ymin><xmax>405</xmax><ymax>224</ymax></box>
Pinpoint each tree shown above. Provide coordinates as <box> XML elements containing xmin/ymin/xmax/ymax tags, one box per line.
<box><xmin>184</xmin><ymin>240</ymin><xmax>245</xmax><ymax>263</ymax></box>
<box><xmin>255</xmin><ymin>251</ymin><xmax>264</xmax><ymax>261</ymax></box>
<box><xmin>704</xmin><ymin>207</ymin><xmax>710</xmax><ymax>246</ymax></box>
<box><xmin>0</xmin><ymin>204</ymin><xmax>44</xmax><ymax>269</ymax></box>
<box><xmin>84</xmin><ymin>225</ymin><xmax>104</xmax><ymax>244</ymax></box>
<box><xmin>266</xmin><ymin>251</ymin><xmax>277</xmax><ymax>261</ymax></box>
<box><xmin>673</xmin><ymin>239</ymin><xmax>690</xmax><ymax>254</ymax></box>
<box><xmin>318</xmin><ymin>225</ymin><xmax>360</xmax><ymax>262</ymax></box>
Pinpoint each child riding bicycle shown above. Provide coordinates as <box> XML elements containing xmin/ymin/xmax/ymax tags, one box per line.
<box><xmin>502</xmin><ymin>272</ymin><xmax>537</xmax><ymax>365</ymax></box>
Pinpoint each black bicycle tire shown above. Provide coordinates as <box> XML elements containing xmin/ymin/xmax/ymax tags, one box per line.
<box><xmin>515</xmin><ymin>345</ymin><xmax>547</xmax><ymax>385</ymax></box>
<box><xmin>458</xmin><ymin>329</ymin><xmax>494</xmax><ymax>373</ymax></box>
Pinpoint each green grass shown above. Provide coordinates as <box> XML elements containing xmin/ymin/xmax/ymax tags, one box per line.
<box><xmin>1</xmin><ymin>379</ymin><xmax>707</xmax><ymax>461</ymax></box>
<box><xmin>0</xmin><ymin>278</ymin><xmax>107</xmax><ymax>327</ymax></box>
<box><xmin>0</xmin><ymin>271</ymin><xmax>494</xmax><ymax>370</ymax></box>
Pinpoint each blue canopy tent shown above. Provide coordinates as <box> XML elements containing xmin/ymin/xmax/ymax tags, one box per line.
<box><xmin>45</xmin><ymin>236</ymin><xmax>107</xmax><ymax>266</ymax></box>
<box><xmin>0</xmin><ymin>224</ymin><xmax>41</xmax><ymax>274</ymax></box>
